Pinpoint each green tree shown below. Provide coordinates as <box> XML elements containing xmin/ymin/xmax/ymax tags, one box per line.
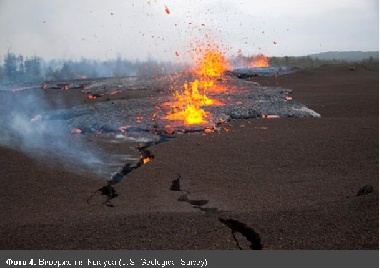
<box><xmin>59</xmin><ymin>62</ymin><xmax>74</xmax><ymax>80</ymax></box>
<box><xmin>4</xmin><ymin>52</ymin><xmax>17</xmax><ymax>81</ymax></box>
<box><xmin>25</xmin><ymin>56</ymin><xmax>42</xmax><ymax>82</ymax></box>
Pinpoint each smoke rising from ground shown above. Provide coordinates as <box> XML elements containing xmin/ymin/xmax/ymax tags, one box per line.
<box><xmin>0</xmin><ymin>88</ymin><xmax>106</xmax><ymax>177</ymax></box>
<box><xmin>0</xmin><ymin>52</ymin><xmax>187</xmax><ymax>87</ymax></box>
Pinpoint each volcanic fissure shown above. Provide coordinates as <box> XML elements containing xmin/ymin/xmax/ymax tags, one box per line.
<box><xmin>171</xmin><ymin>173</ymin><xmax>263</xmax><ymax>250</ymax></box>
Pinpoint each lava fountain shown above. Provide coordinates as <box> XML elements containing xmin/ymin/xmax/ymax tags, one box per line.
<box><xmin>249</xmin><ymin>54</ymin><xmax>269</xmax><ymax>68</ymax></box>
<box><xmin>164</xmin><ymin>40</ymin><xmax>230</xmax><ymax>125</ymax></box>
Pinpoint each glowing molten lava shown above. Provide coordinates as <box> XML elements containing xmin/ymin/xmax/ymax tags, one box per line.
<box><xmin>180</xmin><ymin>80</ymin><xmax>223</xmax><ymax>106</ymax></box>
<box><xmin>249</xmin><ymin>54</ymin><xmax>269</xmax><ymax>67</ymax></box>
<box><xmin>165</xmin><ymin>105</ymin><xmax>208</xmax><ymax>125</ymax></box>
<box><xmin>87</xmin><ymin>94</ymin><xmax>97</xmax><ymax>100</ymax></box>
<box><xmin>140</xmin><ymin>150</ymin><xmax>154</xmax><ymax>165</ymax></box>
<box><xmin>163</xmin><ymin>80</ymin><xmax>218</xmax><ymax>125</ymax></box>
<box><xmin>164</xmin><ymin>40</ymin><xmax>230</xmax><ymax>125</ymax></box>
<box><xmin>195</xmin><ymin>49</ymin><xmax>230</xmax><ymax>77</ymax></box>
<box><xmin>142</xmin><ymin>157</ymin><xmax>152</xmax><ymax>164</ymax></box>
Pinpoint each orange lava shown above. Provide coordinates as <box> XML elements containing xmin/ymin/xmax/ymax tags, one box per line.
<box><xmin>195</xmin><ymin>48</ymin><xmax>230</xmax><ymax>77</ymax></box>
<box><xmin>163</xmin><ymin>39</ymin><xmax>230</xmax><ymax>125</ymax></box>
<box><xmin>109</xmin><ymin>90</ymin><xmax>122</xmax><ymax>95</ymax></box>
<box><xmin>249</xmin><ymin>54</ymin><xmax>269</xmax><ymax>67</ymax></box>
<box><xmin>164</xmin><ymin>105</ymin><xmax>208</xmax><ymax>125</ymax></box>
<box><xmin>142</xmin><ymin>157</ymin><xmax>152</xmax><ymax>164</ymax></box>
<box><xmin>181</xmin><ymin>80</ymin><xmax>223</xmax><ymax>106</ymax></box>
<box><xmin>87</xmin><ymin>95</ymin><xmax>97</xmax><ymax>100</ymax></box>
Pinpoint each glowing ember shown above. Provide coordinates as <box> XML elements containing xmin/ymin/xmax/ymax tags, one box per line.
<box><xmin>87</xmin><ymin>93</ymin><xmax>104</xmax><ymax>100</ymax></box>
<box><xmin>140</xmin><ymin>149</ymin><xmax>154</xmax><ymax>165</ymax></box>
<box><xmin>142</xmin><ymin>157</ymin><xmax>152</xmax><ymax>164</ymax></box>
<box><xmin>109</xmin><ymin>90</ymin><xmax>122</xmax><ymax>95</ymax></box>
<box><xmin>249</xmin><ymin>54</ymin><xmax>269</xmax><ymax>68</ymax></box>
<box><xmin>165</xmin><ymin>5</ymin><xmax>170</xmax><ymax>14</ymax></box>
<box><xmin>71</xmin><ymin>128</ymin><xmax>82</xmax><ymax>134</ymax></box>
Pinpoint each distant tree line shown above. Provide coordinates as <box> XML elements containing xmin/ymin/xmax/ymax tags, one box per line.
<box><xmin>1</xmin><ymin>51</ymin><xmax>378</xmax><ymax>85</ymax></box>
<box><xmin>0</xmin><ymin>53</ymin><xmax>43</xmax><ymax>84</ymax></box>
<box><xmin>0</xmin><ymin>51</ymin><xmax>186</xmax><ymax>85</ymax></box>
<box><xmin>269</xmin><ymin>56</ymin><xmax>330</xmax><ymax>67</ymax></box>
<box><xmin>232</xmin><ymin>54</ymin><xmax>378</xmax><ymax>69</ymax></box>
<box><xmin>269</xmin><ymin>55</ymin><xmax>377</xmax><ymax>68</ymax></box>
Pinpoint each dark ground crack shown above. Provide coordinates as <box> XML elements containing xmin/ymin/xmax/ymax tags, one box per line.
<box><xmin>171</xmin><ymin>173</ymin><xmax>263</xmax><ymax>249</ymax></box>
<box><xmin>87</xmin><ymin>149</ymin><xmax>154</xmax><ymax>207</ymax></box>
<box><xmin>357</xmin><ymin>185</ymin><xmax>374</xmax><ymax>196</ymax></box>
<box><xmin>219</xmin><ymin>218</ymin><xmax>263</xmax><ymax>250</ymax></box>
<box><xmin>177</xmin><ymin>193</ymin><xmax>209</xmax><ymax>207</ymax></box>
<box><xmin>86</xmin><ymin>184</ymin><xmax>118</xmax><ymax>207</ymax></box>
<box><xmin>169</xmin><ymin>173</ymin><xmax>182</xmax><ymax>191</ymax></box>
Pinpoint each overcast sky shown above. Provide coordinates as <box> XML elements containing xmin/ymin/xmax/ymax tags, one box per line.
<box><xmin>0</xmin><ymin>0</ymin><xmax>378</xmax><ymax>61</ymax></box>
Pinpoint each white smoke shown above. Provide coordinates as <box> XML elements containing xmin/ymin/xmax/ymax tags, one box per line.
<box><xmin>0</xmin><ymin>88</ymin><xmax>105</xmax><ymax>176</ymax></box>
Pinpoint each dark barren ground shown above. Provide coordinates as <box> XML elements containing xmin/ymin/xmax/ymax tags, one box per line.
<box><xmin>0</xmin><ymin>63</ymin><xmax>378</xmax><ymax>249</ymax></box>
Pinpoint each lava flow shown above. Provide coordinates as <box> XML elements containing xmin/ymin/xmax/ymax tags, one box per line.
<box><xmin>165</xmin><ymin>104</ymin><xmax>209</xmax><ymax>125</ymax></box>
<box><xmin>163</xmin><ymin>41</ymin><xmax>230</xmax><ymax>125</ymax></box>
<box><xmin>249</xmin><ymin>54</ymin><xmax>269</xmax><ymax>68</ymax></box>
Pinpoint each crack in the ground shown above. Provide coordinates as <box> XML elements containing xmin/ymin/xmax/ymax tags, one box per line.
<box><xmin>171</xmin><ymin>173</ymin><xmax>263</xmax><ymax>250</ymax></box>
<box><xmin>87</xmin><ymin>149</ymin><xmax>154</xmax><ymax>206</ymax></box>
<box><xmin>87</xmin><ymin>184</ymin><xmax>119</xmax><ymax>207</ymax></box>
<box><xmin>86</xmin><ymin>132</ymin><xmax>174</xmax><ymax>207</ymax></box>
<box><xmin>219</xmin><ymin>218</ymin><xmax>263</xmax><ymax>250</ymax></box>
<box><xmin>357</xmin><ymin>185</ymin><xmax>374</xmax><ymax>196</ymax></box>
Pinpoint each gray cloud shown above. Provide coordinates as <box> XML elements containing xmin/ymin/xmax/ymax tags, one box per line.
<box><xmin>0</xmin><ymin>0</ymin><xmax>378</xmax><ymax>61</ymax></box>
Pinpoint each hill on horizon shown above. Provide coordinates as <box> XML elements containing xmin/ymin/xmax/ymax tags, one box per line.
<box><xmin>307</xmin><ymin>51</ymin><xmax>378</xmax><ymax>61</ymax></box>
